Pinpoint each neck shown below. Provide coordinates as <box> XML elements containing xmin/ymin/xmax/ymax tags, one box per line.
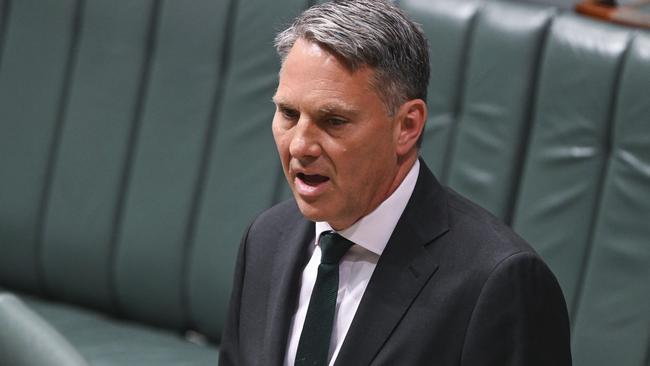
<box><xmin>385</xmin><ymin>151</ymin><xmax>419</xmax><ymax>201</ymax></box>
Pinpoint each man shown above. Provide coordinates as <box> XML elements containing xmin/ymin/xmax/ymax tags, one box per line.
<box><xmin>220</xmin><ymin>1</ymin><xmax>571</xmax><ymax>365</ymax></box>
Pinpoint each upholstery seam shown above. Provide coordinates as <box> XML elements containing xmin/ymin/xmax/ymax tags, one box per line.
<box><xmin>506</xmin><ymin>7</ymin><xmax>558</xmax><ymax>226</ymax></box>
<box><xmin>34</xmin><ymin>0</ymin><xmax>86</xmax><ymax>299</ymax></box>
<box><xmin>180</xmin><ymin>0</ymin><xmax>239</xmax><ymax>335</ymax></box>
<box><xmin>108</xmin><ymin>0</ymin><xmax>163</xmax><ymax>318</ymax></box>
<box><xmin>569</xmin><ymin>31</ymin><xmax>636</xmax><ymax>327</ymax></box>
<box><xmin>0</xmin><ymin>0</ymin><xmax>11</xmax><ymax>73</ymax></box>
<box><xmin>440</xmin><ymin>0</ymin><xmax>483</xmax><ymax>184</ymax></box>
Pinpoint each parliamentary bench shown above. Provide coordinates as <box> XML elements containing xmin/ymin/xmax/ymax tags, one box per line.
<box><xmin>0</xmin><ymin>0</ymin><xmax>648</xmax><ymax>364</ymax></box>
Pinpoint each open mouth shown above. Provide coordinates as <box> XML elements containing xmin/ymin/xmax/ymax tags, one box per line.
<box><xmin>297</xmin><ymin>172</ymin><xmax>330</xmax><ymax>186</ymax></box>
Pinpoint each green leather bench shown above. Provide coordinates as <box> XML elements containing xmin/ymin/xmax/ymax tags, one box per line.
<box><xmin>0</xmin><ymin>293</ymin><xmax>88</xmax><ymax>366</ymax></box>
<box><xmin>0</xmin><ymin>0</ymin><xmax>648</xmax><ymax>365</ymax></box>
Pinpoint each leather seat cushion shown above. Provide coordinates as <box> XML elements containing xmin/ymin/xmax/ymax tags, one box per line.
<box><xmin>13</xmin><ymin>292</ymin><xmax>218</xmax><ymax>366</ymax></box>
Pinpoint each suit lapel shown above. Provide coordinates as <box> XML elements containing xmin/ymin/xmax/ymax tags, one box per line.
<box><xmin>262</xmin><ymin>214</ymin><xmax>314</xmax><ymax>366</ymax></box>
<box><xmin>335</xmin><ymin>161</ymin><xmax>449</xmax><ymax>365</ymax></box>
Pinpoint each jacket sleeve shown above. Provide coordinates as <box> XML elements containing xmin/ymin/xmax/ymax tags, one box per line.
<box><xmin>460</xmin><ymin>251</ymin><xmax>572</xmax><ymax>366</ymax></box>
<box><xmin>218</xmin><ymin>223</ymin><xmax>252</xmax><ymax>366</ymax></box>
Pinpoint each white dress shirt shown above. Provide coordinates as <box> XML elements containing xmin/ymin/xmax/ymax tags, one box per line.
<box><xmin>284</xmin><ymin>160</ymin><xmax>420</xmax><ymax>366</ymax></box>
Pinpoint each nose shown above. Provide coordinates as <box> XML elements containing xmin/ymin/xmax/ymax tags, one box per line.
<box><xmin>289</xmin><ymin>117</ymin><xmax>321</xmax><ymax>161</ymax></box>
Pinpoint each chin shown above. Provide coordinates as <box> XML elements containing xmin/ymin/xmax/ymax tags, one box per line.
<box><xmin>293</xmin><ymin>197</ymin><xmax>330</xmax><ymax>223</ymax></box>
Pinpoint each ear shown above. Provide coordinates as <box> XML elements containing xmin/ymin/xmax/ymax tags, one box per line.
<box><xmin>395</xmin><ymin>99</ymin><xmax>427</xmax><ymax>156</ymax></box>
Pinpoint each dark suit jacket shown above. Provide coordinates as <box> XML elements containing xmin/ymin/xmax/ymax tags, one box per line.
<box><xmin>220</xmin><ymin>161</ymin><xmax>571</xmax><ymax>366</ymax></box>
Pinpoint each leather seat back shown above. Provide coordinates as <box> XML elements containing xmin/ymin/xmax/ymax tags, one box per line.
<box><xmin>569</xmin><ymin>33</ymin><xmax>650</xmax><ymax>366</ymax></box>
<box><xmin>0</xmin><ymin>0</ymin><xmax>309</xmax><ymax>341</ymax></box>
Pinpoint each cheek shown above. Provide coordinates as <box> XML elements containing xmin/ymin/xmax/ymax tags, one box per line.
<box><xmin>272</xmin><ymin>123</ymin><xmax>289</xmax><ymax>157</ymax></box>
<box><xmin>342</xmin><ymin>138</ymin><xmax>394</xmax><ymax>185</ymax></box>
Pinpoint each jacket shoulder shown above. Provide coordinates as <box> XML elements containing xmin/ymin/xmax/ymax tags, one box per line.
<box><xmin>246</xmin><ymin>199</ymin><xmax>304</xmax><ymax>239</ymax></box>
<box><xmin>440</xmin><ymin>187</ymin><xmax>542</xmax><ymax>272</ymax></box>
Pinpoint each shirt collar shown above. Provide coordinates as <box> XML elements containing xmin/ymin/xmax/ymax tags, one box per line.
<box><xmin>315</xmin><ymin>160</ymin><xmax>420</xmax><ymax>256</ymax></box>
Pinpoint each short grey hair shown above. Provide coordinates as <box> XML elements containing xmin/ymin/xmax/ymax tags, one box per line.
<box><xmin>274</xmin><ymin>0</ymin><xmax>430</xmax><ymax>117</ymax></box>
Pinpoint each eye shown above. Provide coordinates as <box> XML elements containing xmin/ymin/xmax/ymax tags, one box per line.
<box><xmin>279</xmin><ymin>107</ymin><xmax>299</xmax><ymax>121</ymax></box>
<box><xmin>326</xmin><ymin>117</ymin><xmax>348</xmax><ymax>126</ymax></box>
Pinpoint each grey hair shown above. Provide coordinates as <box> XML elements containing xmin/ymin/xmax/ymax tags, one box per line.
<box><xmin>274</xmin><ymin>0</ymin><xmax>430</xmax><ymax>117</ymax></box>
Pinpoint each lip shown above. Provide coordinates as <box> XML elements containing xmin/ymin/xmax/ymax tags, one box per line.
<box><xmin>293</xmin><ymin>172</ymin><xmax>330</xmax><ymax>197</ymax></box>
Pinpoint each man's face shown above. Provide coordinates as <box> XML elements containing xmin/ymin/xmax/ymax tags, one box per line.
<box><xmin>272</xmin><ymin>39</ymin><xmax>402</xmax><ymax>230</ymax></box>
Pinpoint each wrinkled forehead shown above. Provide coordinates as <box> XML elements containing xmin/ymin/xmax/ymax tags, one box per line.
<box><xmin>278</xmin><ymin>40</ymin><xmax>373</xmax><ymax>87</ymax></box>
<box><xmin>274</xmin><ymin>38</ymin><xmax>391</xmax><ymax>116</ymax></box>
<box><xmin>279</xmin><ymin>37</ymin><xmax>363</xmax><ymax>74</ymax></box>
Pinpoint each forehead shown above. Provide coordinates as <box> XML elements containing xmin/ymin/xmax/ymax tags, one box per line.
<box><xmin>281</xmin><ymin>39</ymin><xmax>358</xmax><ymax>79</ymax></box>
<box><xmin>274</xmin><ymin>39</ymin><xmax>380</xmax><ymax>108</ymax></box>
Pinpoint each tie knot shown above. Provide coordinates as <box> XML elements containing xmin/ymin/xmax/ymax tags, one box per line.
<box><xmin>318</xmin><ymin>231</ymin><xmax>353</xmax><ymax>264</ymax></box>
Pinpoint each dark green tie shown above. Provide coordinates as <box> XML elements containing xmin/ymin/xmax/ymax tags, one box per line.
<box><xmin>295</xmin><ymin>231</ymin><xmax>354</xmax><ymax>366</ymax></box>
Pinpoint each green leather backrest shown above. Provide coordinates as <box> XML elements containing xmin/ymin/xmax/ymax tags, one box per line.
<box><xmin>41</xmin><ymin>0</ymin><xmax>156</xmax><ymax>313</ymax></box>
<box><xmin>0</xmin><ymin>0</ymin><xmax>309</xmax><ymax>341</ymax></box>
<box><xmin>446</xmin><ymin>2</ymin><xmax>554</xmax><ymax>222</ymax></box>
<box><xmin>0</xmin><ymin>0</ymin><xmax>78</xmax><ymax>295</ymax></box>
<box><xmin>570</xmin><ymin>33</ymin><xmax>650</xmax><ymax>366</ymax></box>
<box><xmin>186</xmin><ymin>0</ymin><xmax>308</xmax><ymax>339</ymax></box>
<box><xmin>401</xmin><ymin>0</ymin><xmax>482</xmax><ymax>178</ymax></box>
<box><xmin>512</xmin><ymin>14</ymin><xmax>631</xmax><ymax>311</ymax></box>
<box><xmin>112</xmin><ymin>0</ymin><xmax>232</xmax><ymax>331</ymax></box>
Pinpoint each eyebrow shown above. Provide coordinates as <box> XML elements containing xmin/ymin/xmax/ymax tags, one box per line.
<box><xmin>271</xmin><ymin>95</ymin><xmax>288</xmax><ymax>106</ymax></box>
<box><xmin>317</xmin><ymin>103</ymin><xmax>360</xmax><ymax>117</ymax></box>
<box><xmin>272</xmin><ymin>100</ymin><xmax>295</xmax><ymax>113</ymax></box>
<box><xmin>272</xmin><ymin>97</ymin><xmax>360</xmax><ymax>117</ymax></box>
